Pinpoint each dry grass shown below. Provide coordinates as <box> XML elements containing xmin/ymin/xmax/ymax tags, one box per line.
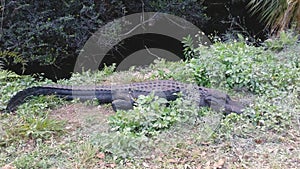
<box><xmin>44</xmin><ymin>99</ymin><xmax>300</xmax><ymax>168</ymax></box>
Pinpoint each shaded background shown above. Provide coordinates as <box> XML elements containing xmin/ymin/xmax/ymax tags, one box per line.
<box><xmin>0</xmin><ymin>0</ymin><xmax>266</xmax><ymax>81</ymax></box>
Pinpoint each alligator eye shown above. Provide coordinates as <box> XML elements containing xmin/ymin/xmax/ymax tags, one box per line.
<box><xmin>225</xmin><ymin>95</ymin><xmax>231</xmax><ymax>103</ymax></box>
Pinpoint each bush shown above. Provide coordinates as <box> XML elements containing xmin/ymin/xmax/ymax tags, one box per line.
<box><xmin>1</xmin><ymin>1</ymin><xmax>117</xmax><ymax>66</ymax></box>
<box><xmin>183</xmin><ymin>33</ymin><xmax>300</xmax><ymax>132</ymax></box>
<box><xmin>108</xmin><ymin>92</ymin><xmax>206</xmax><ymax>137</ymax></box>
<box><xmin>184</xmin><ymin>34</ymin><xmax>300</xmax><ymax>94</ymax></box>
<box><xmin>264</xmin><ymin>30</ymin><xmax>299</xmax><ymax>51</ymax></box>
<box><xmin>147</xmin><ymin>0</ymin><xmax>209</xmax><ymax>26</ymax></box>
<box><xmin>1</xmin><ymin>0</ymin><xmax>209</xmax><ymax>79</ymax></box>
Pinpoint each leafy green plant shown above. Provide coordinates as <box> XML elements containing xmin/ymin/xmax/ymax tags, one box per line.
<box><xmin>182</xmin><ymin>35</ymin><xmax>196</xmax><ymax>60</ymax></box>
<box><xmin>185</xmin><ymin>39</ymin><xmax>265</xmax><ymax>90</ymax></box>
<box><xmin>109</xmin><ymin>93</ymin><xmax>180</xmax><ymax>136</ymax></box>
<box><xmin>0</xmin><ymin>96</ymin><xmax>66</xmax><ymax>146</ymax></box>
<box><xmin>140</xmin><ymin>0</ymin><xmax>209</xmax><ymax>27</ymax></box>
<box><xmin>91</xmin><ymin>132</ymin><xmax>150</xmax><ymax>162</ymax></box>
<box><xmin>182</xmin><ymin>33</ymin><xmax>300</xmax><ymax>136</ymax></box>
<box><xmin>184</xmin><ymin>34</ymin><xmax>300</xmax><ymax>94</ymax></box>
<box><xmin>149</xmin><ymin>59</ymin><xmax>196</xmax><ymax>83</ymax></box>
<box><xmin>0</xmin><ymin>51</ymin><xmax>26</xmax><ymax>72</ymax></box>
<box><xmin>245</xmin><ymin>91</ymin><xmax>295</xmax><ymax>132</ymax></box>
<box><xmin>0</xmin><ymin>60</ymin><xmax>3</xmax><ymax>70</ymax></box>
<box><xmin>74</xmin><ymin>142</ymin><xmax>98</xmax><ymax>166</ymax></box>
<box><xmin>263</xmin><ymin>30</ymin><xmax>299</xmax><ymax>51</ymax></box>
<box><xmin>1</xmin><ymin>114</ymin><xmax>65</xmax><ymax>146</ymax></box>
<box><xmin>0</xmin><ymin>70</ymin><xmax>54</xmax><ymax>110</ymax></box>
<box><xmin>99</xmin><ymin>94</ymin><xmax>223</xmax><ymax>161</ymax></box>
<box><xmin>108</xmin><ymin>91</ymin><xmax>208</xmax><ymax>137</ymax></box>
<box><xmin>12</xmin><ymin>141</ymin><xmax>64</xmax><ymax>168</ymax></box>
<box><xmin>0</xmin><ymin>1</ymin><xmax>122</xmax><ymax>80</ymax></box>
<box><xmin>216</xmin><ymin>113</ymin><xmax>245</xmax><ymax>139</ymax></box>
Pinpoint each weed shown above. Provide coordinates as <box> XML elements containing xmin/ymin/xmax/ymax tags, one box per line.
<box><xmin>264</xmin><ymin>30</ymin><xmax>299</xmax><ymax>51</ymax></box>
<box><xmin>149</xmin><ymin>58</ymin><xmax>196</xmax><ymax>82</ymax></box>
<box><xmin>0</xmin><ymin>51</ymin><xmax>26</xmax><ymax>73</ymax></box>
<box><xmin>91</xmin><ymin>132</ymin><xmax>150</xmax><ymax>162</ymax></box>
<box><xmin>108</xmin><ymin>93</ymin><xmax>182</xmax><ymax>137</ymax></box>
<box><xmin>1</xmin><ymin>114</ymin><xmax>65</xmax><ymax>146</ymax></box>
<box><xmin>184</xmin><ymin>34</ymin><xmax>300</xmax><ymax>94</ymax></box>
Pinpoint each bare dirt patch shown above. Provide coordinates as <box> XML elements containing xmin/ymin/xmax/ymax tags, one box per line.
<box><xmin>50</xmin><ymin>103</ymin><xmax>114</xmax><ymax>134</ymax></box>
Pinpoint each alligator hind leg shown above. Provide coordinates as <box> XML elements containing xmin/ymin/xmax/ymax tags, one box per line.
<box><xmin>112</xmin><ymin>99</ymin><xmax>133</xmax><ymax>111</ymax></box>
<box><xmin>111</xmin><ymin>90</ymin><xmax>134</xmax><ymax>112</ymax></box>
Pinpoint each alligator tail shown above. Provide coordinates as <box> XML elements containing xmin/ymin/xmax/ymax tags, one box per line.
<box><xmin>5</xmin><ymin>86</ymin><xmax>113</xmax><ymax>113</ymax></box>
<box><xmin>5</xmin><ymin>87</ymin><xmax>73</xmax><ymax>113</ymax></box>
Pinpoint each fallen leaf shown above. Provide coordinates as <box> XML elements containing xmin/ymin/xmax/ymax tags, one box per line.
<box><xmin>105</xmin><ymin>163</ymin><xmax>116</xmax><ymax>168</ymax></box>
<box><xmin>213</xmin><ymin>159</ymin><xmax>225</xmax><ymax>169</ymax></box>
<box><xmin>204</xmin><ymin>161</ymin><xmax>211</xmax><ymax>169</ymax></box>
<box><xmin>196</xmin><ymin>164</ymin><xmax>202</xmax><ymax>169</ymax></box>
<box><xmin>142</xmin><ymin>162</ymin><xmax>150</xmax><ymax>168</ymax></box>
<box><xmin>167</xmin><ymin>159</ymin><xmax>178</xmax><ymax>163</ymax></box>
<box><xmin>126</xmin><ymin>162</ymin><xmax>132</xmax><ymax>167</ymax></box>
<box><xmin>254</xmin><ymin>138</ymin><xmax>264</xmax><ymax>144</ymax></box>
<box><xmin>96</xmin><ymin>152</ymin><xmax>105</xmax><ymax>159</ymax></box>
<box><xmin>1</xmin><ymin>165</ymin><xmax>16</xmax><ymax>169</ymax></box>
<box><xmin>200</xmin><ymin>142</ymin><xmax>211</xmax><ymax>146</ymax></box>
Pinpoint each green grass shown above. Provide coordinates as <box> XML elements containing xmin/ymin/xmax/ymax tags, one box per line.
<box><xmin>1</xmin><ymin>32</ymin><xmax>300</xmax><ymax>168</ymax></box>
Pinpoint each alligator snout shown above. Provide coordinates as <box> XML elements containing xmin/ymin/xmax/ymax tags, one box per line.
<box><xmin>204</xmin><ymin>90</ymin><xmax>244</xmax><ymax>114</ymax></box>
<box><xmin>224</xmin><ymin>100</ymin><xmax>244</xmax><ymax>114</ymax></box>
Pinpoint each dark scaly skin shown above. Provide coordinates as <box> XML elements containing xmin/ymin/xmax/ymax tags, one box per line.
<box><xmin>5</xmin><ymin>80</ymin><xmax>244</xmax><ymax>114</ymax></box>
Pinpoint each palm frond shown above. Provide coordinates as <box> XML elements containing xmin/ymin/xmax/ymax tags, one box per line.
<box><xmin>248</xmin><ymin>0</ymin><xmax>300</xmax><ymax>34</ymax></box>
<box><xmin>0</xmin><ymin>58</ymin><xmax>4</xmax><ymax>70</ymax></box>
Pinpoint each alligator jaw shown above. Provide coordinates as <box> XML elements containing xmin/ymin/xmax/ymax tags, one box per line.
<box><xmin>202</xmin><ymin>89</ymin><xmax>244</xmax><ymax>115</ymax></box>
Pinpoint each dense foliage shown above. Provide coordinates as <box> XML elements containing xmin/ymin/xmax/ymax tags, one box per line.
<box><xmin>0</xmin><ymin>0</ymin><xmax>209</xmax><ymax>78</ymax></box>
<box><xmin>0</xmin><ymin>0</ymin><xmax>123</xmax><ymax>73</ymax></box>
<box><xmin>183</xmin><ymin>31</ymin><xmax>300</xmax><ymax>93</ymax></box>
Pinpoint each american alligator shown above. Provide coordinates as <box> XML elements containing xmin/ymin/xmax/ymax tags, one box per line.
<box><xmin>5</xmin><ymin>80</ymin><xmax>244</xmax><ymax>114</ymax></box>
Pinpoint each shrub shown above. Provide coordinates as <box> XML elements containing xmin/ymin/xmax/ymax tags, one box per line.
<box><xmin>108</xmin><ymin>92</ymin><xmax>205</xmax><ymax>137</ymax></box>
<box><xmin>184</xmin><ymin>34</ymin><xmax>300</xmax><ymax>94</ymax></box>
<box><xmin>183</xmin><ymin>33</ymin><xmax>300</xmax><ymax>133</ymax></box>
<box><xmin>0</xmin><ymin>0</ymin><xmax>126</xmax><ymax>76</ymax></box>
<box><xmin>263</xmin><ymin>30</ymin><xmax>299</xmax><ymax>51</ymax></box>
<box><xmin>1</xmin><ymin>0</ymin><xmax>209</xmax><ymax>79</ymax></box>
<box><xmin>146</xmin><ymin>0</ymin><xmax>209</xmax><ymax>26</ymax></box>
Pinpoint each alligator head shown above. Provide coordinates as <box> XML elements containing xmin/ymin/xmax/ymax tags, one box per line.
<box><xmin>204</xmin><ymin>89</ymin><xmax>244</xmax><ymax>114</ymax></box>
